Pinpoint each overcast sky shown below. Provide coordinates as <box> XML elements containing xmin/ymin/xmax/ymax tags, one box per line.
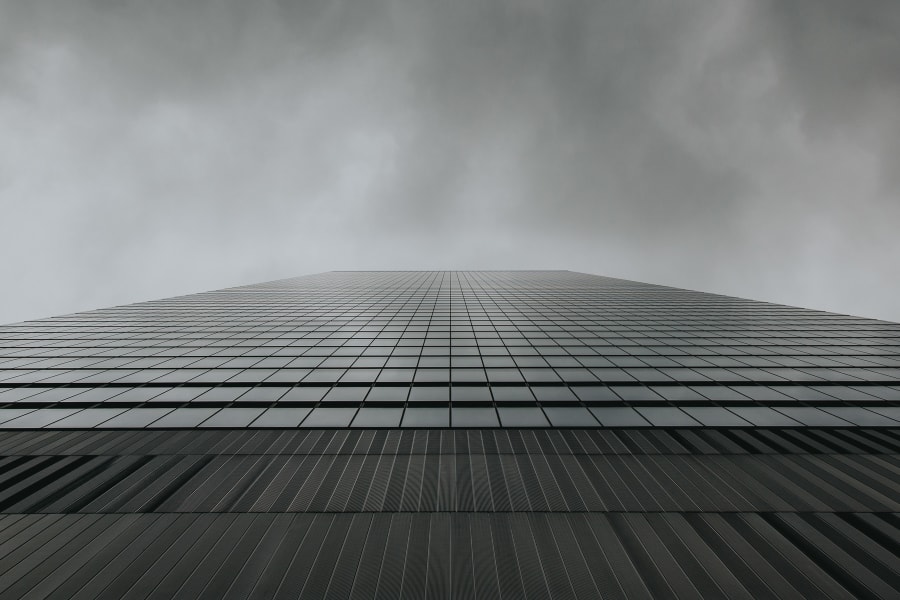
<box><xmin>1</xmin><ymin>0</ymin><xmax>899</xmax><ymax>324</ymax></box>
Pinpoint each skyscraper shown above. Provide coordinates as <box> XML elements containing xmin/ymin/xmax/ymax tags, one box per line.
<box><xmin>0</xmin><ymin>270</ymin><xmax>897</xmax><ymax>597</ymax></box>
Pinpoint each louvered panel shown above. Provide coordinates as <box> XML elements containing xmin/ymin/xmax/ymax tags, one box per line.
<box><xmin>270</xmin><ymin>514</ymin><xmax>331</xmax><ymax>600</ymax></box>
<box><xmin>3</xmin><ymin>428</ymin><xmax>900</xmax><ymax>455</ymax></box>
<box><xmin>287</xmin><ymin>454</ymin><xmax>338</xmax><ymax>512</ymax></box>
<box><xmin>296</xmin><ymin>513</ymin><xmax>352</xmax><ymax>599</ymax></box>
<box><xmin>530</xmin><ymin>513</ymin><xmax>578</xmax><ymax>598</ymax></box>
<box><xmin>449</xmin><ymin>512</ymin><xmax>476</xmax><ymax>599</ymax></box>
<box><xmin>401</xmin><ymin>513</ymin><xmax>430</xmax><ymax>600</ymax></box>
<box><xmin>219</xmin><ymin>514</ymin><xmax>294</xmax><ymax>600</ymax></box>
<box><xmin>772</xmin><ymin>513</ymin><xmax>899</xmax><ymax>599</ymax></box>
<box><xmin>514</xmin><ymin>453</ymin><xmax>551</xmax><ymax>511</ymax></box>
<box><xmin>399</xmin><ymin>454</ymin><xmax>425</xmax><ymax>512</ymax></box>
<box><xmin>0</xmin><ymin>513</ymin><xmax>900</xmax><ymax>598</ymax></box>
<box><xmin>343</xmin><ymin>454</ymin><xmax>380</xmax><ymax>512</ymax></box>
<box><xmin>573</xmin><ymin>513</ymin><xmax>649</xmax><ymax>599</ymax></box>
<box><xmin>347</xmin><ymin>512</ymin><xmax>392</xmax><ymax>600</ymax></box>
<box><xmin>498</xmin><ymin>454</ymin><xmax>530</xmax><ymax>511</ymax></box>
<box><xmin>120</xmin><ymin>455</ymin><xmax>212</xmax><ymax>513</ymax></box>
<box><xmin>361</xmin><ymin>454</ymin><xmax>395</xmax><ymax>512</ymax></box>
<box><xmin>529</xmin><ymin>452</ymin><xmax>571</xmax><ymax>511</ymax></box>
<box><xmin>380</xmin><ymin>454</ymin><xmax>408</xmax><ymax>512</ymax></box>
<box><xmin>39</xmin><ymin>455</ymin><xmax>150</xmax><ymax>513</ymax></box>
<box><xmin>3</xmin><ymin>452</ymin><xmax>900</xmax><ymax>514</ymax></box>
<box><xmin>488</xmin><ymin>513</ymin><xmax>527</xmax><ymax>598</ymax></box>
<box><xmin>418</xmin><ymin>455</ymin><xmax>439</xmax><ymax>512</ymax></box>
<box><xmin>734</xmin><ymin>513</ymin><xmax>857</xmax><ymax>599</ymax></box>
<box><xmin>374</xmin><ymin>513</ymin><xmax>410</xmax><ymax>598</ymax></box>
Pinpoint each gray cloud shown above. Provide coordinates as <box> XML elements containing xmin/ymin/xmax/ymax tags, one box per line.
<box><xmin>1</xmin><ymin>0</ymin><xmax>899</xmax><ymax>323</ymax></box>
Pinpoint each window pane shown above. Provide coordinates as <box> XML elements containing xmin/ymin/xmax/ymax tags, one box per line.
<box><xmin>401</xmin><ymin>407</ymin><xmax>449</xmax><ymax>427</ymax></box>
<box><xmin>450</xmin><ymin>387</ymin><xmax>492</xmax><ymax>403</ymax></box>
<box><xmin>339</xmin><ymin>369</ymin><xmax>381</xmax><ymax>383</ymax></box>
<box><xmin>651</xmin><ymin>386</ymin><xmax>707</xmax><ymax>402</ymax></box>
<box><xmin>451</xmin><ymin>407</ymin><xmax>499</xmax><ymax>427</ymax></box>
<box><xmin>681</xmin><ymin>407</ymin><xmax>749</xmax><ymax>427</ymax></box>
<box><xmin>589</xmin><ymin>407</ymin><xmax>649</xmax><ymax>427</ymax></box>
<box><xmin>250</xmin><ymin>408</ymin><xmax>312</xmax><ymax>427</ymax></box>
<box><xmin>377</xmin><ymin>369</ymin><xmax>415</xmax><ymax>383</ymax></box>
<box><xmin>408</xmin><ymin>387</ymin><xmax>449</xmax><ymax>403</ymax></box>
<box><xmin>728</xmin><ymin>407</ymin><xmax>800</xmax><ymax>426</ymax></box>
<box><xmin>365</xmin><ymin>387</ymin><xmax>410</xmax><ymax>404</ymax></box>
<box><xmin>264</xmin><ymin>369</ymin><xmax>311</xmax><ymax>384</ymax></box>
<box><xmin>149</xmin><ymin>387</ymin><xmax>213</xmax><ymax>403</ymax></box>
<box><xmin>776</xmin><ymin>407</ymin><xmax>848</xmax><ymax>426</ymax></box>
<box><xmin>451</xmin><ymin>369</ymin><xmax>487</xmax><ymax>383</ymax></box>
<box><xmin>543</xmin><ymin>407</ymin><xmax>598</xmax><ymax>427</ymax></box>
<box><xmin>609</xmin><ymin>386</ymin><xmax>663</xmax><ymax>402</ymax></box>
<box><xmin>532</xmin><ymin>387</ymin><xmax>578</xmax><ymax>403</ymax></box>
<box><xmin>239</xmin><ymin>387</ymin><xmax>290</xmax><ymax>403</ymax></box>
<box><xmin>3</xmin><ymin>408</ymin><xmax>82</xmax><ymax>428</ymax></box>
<box><xmin>99</xmin><ymin>408</ymin><xmax>174</xmax><ymax>428</ymax></box>
<box><xmin>497</xmin><ymin>407</ymin><xmax>548</xmax><ymax>427</ymax></box>
<box><xmin>200</xmin><ymin>408</ymin><xmax>266</xmax><ymax>427</ymax></box>
<box><xmin>571</xmin><ymin>386</ymin><xmax>621</xmax><ymax>403</ymax></box>
<box><xmin>820</xmin><ymin>407</ymin><xmax>895</xmax><ymax>426</ymax></box>
<box><xmin>0</xmin><ymin>409</ymin><xmax>40</xmax><ymax>425</ymax></box>
<box><xmin>279</xmin><ymin>387</ymin><xmax>329</xmax><ymax>402</ymax></box>
<box><xmin>352</xmin><ymin>408</ymin><xmax>403</xmax><ymax>427</ymax></box>
<box><xmin>485</xmin><ymin>369</ymin><xmax>524</xmax><ymax>383</ymax></box>
<box><xmin>635</xmin><ymin>407</ymin><xmax>698</xmax><ymax>426</ymax></box>
<box><xmin>301</xmin><ymin>407</ymin><xmax>357</xmax><ymax>427</ymax></box>
<box><xmin>149</xmin><ymin>408</ymin><xmax>219</xmax><ymax>428</ymax></box>
<box><xmin>321</xmin><ymin>387</ymin><xmax>367</xmax><ymax>403</ymax></box>
<box><xmin>67</xmin><ymin>388</ymin><xmax>133</xmax><ymax>403</ymax></box>
<box><xmin>51</xmin><ymin>408</ymin><xmax>127</xmax><ymax>428</ymax></box>
<box><xmin>868</xmin><ymin>407</ymin><xmax>900</xmax><ymax>422</ymax></box>
<box><xmin>490</xmin><ymin>387</ymin><xmax>535</xmax><ymax>403</ymax></box>
<box><xmin>198</xmin><ymin>387</ymin><xmax>252</xmax><ymax>403</ymax></box>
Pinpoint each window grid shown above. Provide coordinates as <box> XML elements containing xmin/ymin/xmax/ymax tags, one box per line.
<box><xmin>0</xmin><ymin>271</ymin><xmax>898</xmax><ymax>428</ymax></box>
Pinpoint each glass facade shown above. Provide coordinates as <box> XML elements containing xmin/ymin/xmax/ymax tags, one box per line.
<box><xmin>1</xmin><ymin>270</ymin><xmax>899</xmax><ymax>429</ymax></box>
<box><xmin>0</xmin><ymin>271</ymin><xmax>897</xmax><ymax>597</ymax></box>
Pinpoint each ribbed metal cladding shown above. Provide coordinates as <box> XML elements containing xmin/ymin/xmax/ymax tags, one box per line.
<box><xmin>0</xmin><ymin>429</ymin><xmax>899</xmax><ymax>514</ymax></box>
<box><xmin>0</xmin><ymin>511</ymin><xmax>898</xmax><ymax>598</ymax></box>
<box><xmin>2</xmin><ymin>271</ymin><xmax>900</xmax><ymax>597</ymax></box>
<box><xmin>0</xmin><ymin>427</ymin><xmax>897</xmax><ymax>598</ymax></box>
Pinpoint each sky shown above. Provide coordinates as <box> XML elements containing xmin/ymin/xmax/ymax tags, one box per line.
<box><xmin>1</xmin><ymin>0</ymin><xmax>899</xmax><ymax>324</ymax></box>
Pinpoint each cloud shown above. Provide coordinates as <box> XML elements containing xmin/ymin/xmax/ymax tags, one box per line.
<box><xmin>0</xmin><ymin>0</ymin><xmax>898</xmax><ymax>323</ymax></box>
